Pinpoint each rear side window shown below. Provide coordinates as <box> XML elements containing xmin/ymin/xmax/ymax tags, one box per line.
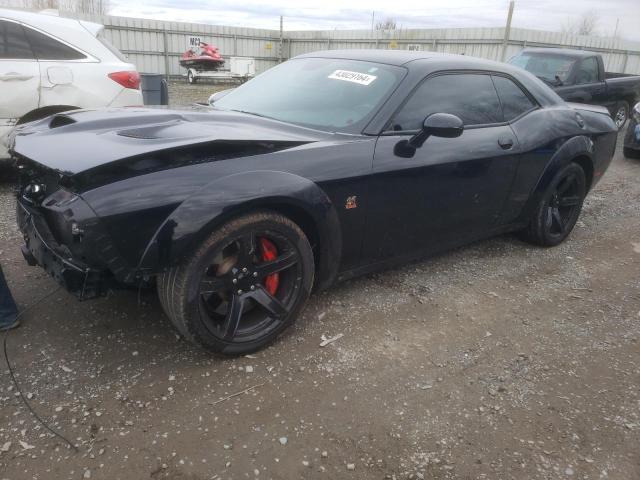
<box><xmin>492</xmin><ymin>75</ymin><xmax>536</xmax><ymax>121</ymax></box>
<box><xmin>0</xmin><ymin>20</ymin><xmax>34</xmax><ymax>59</ymax></box>
<box><xmin>390</xmin><ymin>73</ymin><xmax>503</xmax><ymax>130</ymax></box>
<box><xmin>23</xmin><ymin>25</ymin><xmax>86</xmax><ymax>60</ymax></box>
<box><xmin>575</xmin><ymin>57</ymin><xmax>599</xmax><ymax>84</ymax></box>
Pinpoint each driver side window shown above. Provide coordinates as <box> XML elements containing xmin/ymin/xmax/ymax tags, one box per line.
<box><xmin>390</xmin><ymin>73</ymin><xmax>503</xmax><ymax>131</ymax></box>
<box><xmin>575</xmin><ymin>57</ymin><xmax>599</xmax><ymax>85</ymax></box>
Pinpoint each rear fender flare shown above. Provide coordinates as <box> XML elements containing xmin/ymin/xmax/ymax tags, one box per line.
<box><xmin>138</xmin><ymin>170</ymin><xmax>342</xmax><ymax>290</ymax></box>
<box><xmin>520</xmin><ymin>135</ymin><xmax>595</xmax><ymax>221</ymax></box>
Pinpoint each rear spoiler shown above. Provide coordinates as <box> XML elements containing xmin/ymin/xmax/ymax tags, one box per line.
<box><xmin>566</xmin><ymin>102</ymin><xmax>610</xmax><ymax>116</ymax></box>
<box><xmin>79</xmin><ymin>20</ymin><xmax>103</xmax><ymax>37</ymax></box>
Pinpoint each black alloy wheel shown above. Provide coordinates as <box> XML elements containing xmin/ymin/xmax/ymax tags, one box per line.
<box><xmin>521</xmin><ymin>163</ymin><xmax>586</xmax><ymax>247</ymax></box>
<box><xmin>197</xmin><ymin>231</ymin><xmax>302</xmax><ymax>343</ymax></box>
<box><xmin>158</xmin><ymin>211</ymin><xmax>314</xmax><ymax>355</ymax></box>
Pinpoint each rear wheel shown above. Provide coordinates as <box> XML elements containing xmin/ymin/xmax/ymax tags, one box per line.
<box><xmin>521</xmin><ymin>163</ymin><xmax>586</xmax><ymax>247</ymax></box>
<box><xmin>158</xmin><ymin>211</ymin><xmax>314</xmax><ymax>355</ymax></box>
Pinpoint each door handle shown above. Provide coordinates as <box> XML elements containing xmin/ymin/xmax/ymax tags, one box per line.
<box><xmin>0</xmin><ymin>72</ymin><xmax>34</xmax><ymax>81</ymax></box>
<box><xmin>498</xmin><ymin>137</ymin><xmax>514</xmax><ymax>150</ymax></box>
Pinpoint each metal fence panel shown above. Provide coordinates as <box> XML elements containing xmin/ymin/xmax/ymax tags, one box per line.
<box><xmin>68</xmin><ymin>13</ymin><xmax>640</xmax><ymax>77</ymax></box>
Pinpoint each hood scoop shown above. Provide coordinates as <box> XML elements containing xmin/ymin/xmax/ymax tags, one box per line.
<box><xmin>116</xmin><ymin>120</ymin><xmax>204</xmax><ymax>141</ymax></box>
<box><xmin>118</xmin><ymin>128</ymin><xmax>162</xmax><ymax>140</ymax></box>
<box><xmin>49</xmin><ymin>114</ymin><xmax>77</xmax><ymax>129</ymax></box>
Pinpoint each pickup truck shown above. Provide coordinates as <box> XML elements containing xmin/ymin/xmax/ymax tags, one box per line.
<box><xmin>509</xmin><ymin>48</ymin><xmax>640</xmax><ymax>129</ymax></box>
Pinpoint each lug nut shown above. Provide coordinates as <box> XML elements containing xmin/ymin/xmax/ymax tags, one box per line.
<box><xmin>253</xmin><ymin>272</ymin><xmax>258</xmax><ymax>277</ymax></box>
<box><xmin>250</xmin><ymin>285</ymin><xmax>255</xmax><ymax>290</ymax></box>
<box><xmin>237</xmin><ymin>289</ymin><xmax>243</xmax><ymax>294</ymax></box>
<box><xmin>242</xmin><ymin>267</ymin><xmax>248</xmax><ymax>273</ymax></box>
<box><xmin>232</xmin><ymin>278</ymin><xmax>237</xmax><ymax>284</ymax></box>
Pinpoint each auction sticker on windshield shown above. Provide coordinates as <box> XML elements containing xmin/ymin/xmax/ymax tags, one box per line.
<box><xmin>328</xmin><ymin>70</ymin><xmax>377</xmax><ymax>85</ymax></box>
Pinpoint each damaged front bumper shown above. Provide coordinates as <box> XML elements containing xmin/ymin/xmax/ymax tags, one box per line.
<box><xmin>17</xmin><ymin>200</ymin><xmax>105</xmax><ymax>299</ymax></box>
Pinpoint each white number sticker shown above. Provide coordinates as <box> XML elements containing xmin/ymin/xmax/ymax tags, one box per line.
<box><xmin>328</xmin><ymin>70</ymin><xmax>377</xmax><ymax>86</ymax></box>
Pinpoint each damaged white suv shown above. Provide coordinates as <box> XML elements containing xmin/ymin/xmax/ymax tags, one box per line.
<box><xmin>0</xmin><ymin>9</ymin><xmax>143</xmax><ymax>159</ymax></box>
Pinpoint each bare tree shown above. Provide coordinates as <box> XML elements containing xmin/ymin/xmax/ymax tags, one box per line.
<box><xmin>5</xmin><ymin>0</ymin><xmax>109</xmax><ymax>14</ymax></box>
<box><xmin>375</xmin><ymin>17</ymin><xmax>397</xmax><ymax>30</ymax></box>
<box><xmin>562</xmin><ymin>10</ymin><xmax>598</xmax><ymax>36</ymax></box>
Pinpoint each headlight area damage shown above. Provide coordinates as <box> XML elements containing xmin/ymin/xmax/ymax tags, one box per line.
<box><xmin>16</xmin><ymin>169</ymin><xmax>120</xmax><ymax>299</ymax></box>
<box><xmin>15</xmin><ymin>158</ymin><xmax>131</xmax><ymax>299</ymax></box>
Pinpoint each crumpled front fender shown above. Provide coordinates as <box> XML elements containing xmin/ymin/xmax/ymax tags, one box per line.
<box><xmin>138</xmin><ymin>170</ymin><xmax>342</xmax><ymax>290</ymax></box>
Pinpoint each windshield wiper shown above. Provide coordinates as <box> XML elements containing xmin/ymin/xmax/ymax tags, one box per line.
<box><xmin>536</xmin><ymin>75</ymin><xmax>564</xmax><ymax>87</ymax></box>
<box><xmin>229</xmin><ymin>109</ymin><xmax>274</xmax><ymax>120</ymax></box>
<box><xmin>536</xmin><ymin>75</ymin><xmax>556</xmax><ymax>87</ymax></box>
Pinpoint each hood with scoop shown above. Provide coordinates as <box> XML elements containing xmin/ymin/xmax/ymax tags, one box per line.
<box><xmin>10</xmin><ymin>107</ymin><xmax>330</xmax><ymax>179</ymax></box>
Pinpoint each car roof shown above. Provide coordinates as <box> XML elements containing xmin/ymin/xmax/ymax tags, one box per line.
<box><xmin>296</xmin><ymin>49</ymin><xmax>528</xmax><ymax>73</ymax></box>
<box><xmin>0</xmin><ymin>8</ymin><xmax>118</xmax><ymax>61</ymax></box>
<box><xmin>296</xmin><ymin>49</ymin><xmax>440</xmax><ymax>66</ymax></box>
<box><xmin>519</xmin><ymin>47</ymin><xmax>597</xmax><ymax>58</ymax></box>
<box><xmin>0</xmin><ymin>8</ymin><xmax>96</xmax><ymax>31</ymax></box>
<box><xmin>296</xmin><ymin>48</ymin><xmax>543</xmax><ymax>78</ymax></box>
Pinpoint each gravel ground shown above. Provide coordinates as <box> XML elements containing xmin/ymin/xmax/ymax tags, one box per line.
<box><xmin>0</xmin><ymin>129</ymin><xmax>639</xmax><ymax>480</ymax></box>
<box><xmin>167</xmin><ymin>80</ymin><xmax>235</xmax><ymax>107</ymax></box>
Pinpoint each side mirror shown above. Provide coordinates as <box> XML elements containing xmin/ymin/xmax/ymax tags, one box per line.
<box><xmin>410</xmin><ymin>113</ymin><xmax>464</xmax><ymax>147</ymax></box>
<box><xmin>207</xmin><ymin>88</ymin><xmax>234</xmax><ymax>106</ymax></box>
<box><xmin>395</xmin><ymin>113</ymin><xmax>464</xmax><ymax>158</ymax></box>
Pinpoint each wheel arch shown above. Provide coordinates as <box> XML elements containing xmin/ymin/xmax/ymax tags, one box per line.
<box><xmin>17</xmin><ymin>105</ymin><xmax>80</xmax><ymax>125</ymax></box>
<box><xmin>138</xmin><ymin>171</ymin><xmax>342</xmax><ymax>291</ymax></box>
<box><xmin>572</xmin><ymin>154</ymin><xmax>594</xmax><ymax>191</ymax></box>
<box><xmin>519</xmin><ymin>136</ymin><xmax>595</xmax><ymax>223</ymax></box>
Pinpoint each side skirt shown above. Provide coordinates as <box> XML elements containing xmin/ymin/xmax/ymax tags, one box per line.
<box><xmin>334</xmin><ymin>223</ymin><xmax>527</xmax><ymax>285</ymax></box>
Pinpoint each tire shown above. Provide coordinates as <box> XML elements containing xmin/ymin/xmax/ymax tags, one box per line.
<box><xmin>623</xmin><ymin>147</ymin><xmax>640</xmax><ymax>159</ymax></box>
<box><xmin>612</xmin><ymin>101</ymin><xmax>629</xmax><ymax>130</ymax></box>
<box><xmin>187</xmin><ymin>70</ymin><xmax>197</xmax><ymax>84</ymax></box>
<box><xmin>157</xmin><ymin>211</ymin><xmax>314</xmax><ymax>355</ymax></box>
<box><xmin>521</xmin><ymin>163</ymin><xmax>587</xmax><ymax>247</ymax></box>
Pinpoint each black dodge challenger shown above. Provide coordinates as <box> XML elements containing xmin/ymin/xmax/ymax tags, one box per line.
<box><xmin>9</xmin><ymin>50</ymin><xmax>617</xmax><ymax>355</ymax></box>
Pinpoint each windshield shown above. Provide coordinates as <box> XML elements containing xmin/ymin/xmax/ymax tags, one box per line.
<box><xmin>214</xmin><ymin>58</ymin><xmax>406</xmax><ymax>132</ymax></box>
<box><xmin>510</xmin><ymin>52</ymin><xmax>575</xmax><ymax>84</ymax></box>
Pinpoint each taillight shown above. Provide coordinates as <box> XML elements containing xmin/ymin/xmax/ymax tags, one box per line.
<box><xmin>108</xmin><ymin>71</ymin><xmax>140</xmax><ymax>90</ymax></box>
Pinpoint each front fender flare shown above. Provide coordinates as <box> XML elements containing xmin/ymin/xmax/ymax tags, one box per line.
<box><xmin>138</xmin><ymin>170</ymin><xmax>342</xmax><ymax>290</ymax></box>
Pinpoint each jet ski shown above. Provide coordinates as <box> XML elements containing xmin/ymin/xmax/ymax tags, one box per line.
<box><xmin>179</xmin><ymin>43</ymin><xmax>225</xmax><ymax>71</ymax></box>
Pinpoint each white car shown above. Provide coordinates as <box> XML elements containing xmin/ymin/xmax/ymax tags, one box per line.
<box><xmin>0</xmin><ymin>9</ymin><xmax>143</xmax><ymax>159</ymax></box>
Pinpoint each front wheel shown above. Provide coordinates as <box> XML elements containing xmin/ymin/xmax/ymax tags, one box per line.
<box><xmin>520</xmin><ymin>163</ymin><xmax>586</xmax><ymax>247</ymax></box>
<box><xmin>612</xmin><ymin>101</ymin><xmax>629</xmax><ymax>129</ymax></box>
<box><xmin>158</xmin><ymin>211</ymin><xmax>314</xmax><ymax>355</ymax></box>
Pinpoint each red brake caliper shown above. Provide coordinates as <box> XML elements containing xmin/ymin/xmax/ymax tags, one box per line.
<box><xmin>259</xmin><ymin>238</ymin><xmax>280</xmax><ymax>295</ymax></box>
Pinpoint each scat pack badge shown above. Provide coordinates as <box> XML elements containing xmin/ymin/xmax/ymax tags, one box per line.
<box><xmin>345</xmin><ymin>196</ymin><xmax>357</xmax><ymax>210</ymax></box>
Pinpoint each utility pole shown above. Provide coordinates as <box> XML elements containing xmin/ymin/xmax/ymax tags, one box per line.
<box><xmin>279</xmin><ymin>15</ymin><xmax>283</xmax><ymax>63</ymax></box>
<box><xmin>501</xmin><ymin>0</ymin><xmax>515</xmax><ymax>62</ymax></box>
<box><xmin>371</xmin><ymin>11</ymin><xmax>375</xmax><ymax>32</ymax></box>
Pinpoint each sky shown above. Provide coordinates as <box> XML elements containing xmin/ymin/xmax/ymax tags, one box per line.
<box><xmin>108</xmin><ymin>0</ymin><xmax>640</xmax><ymax>42</ymax></box>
